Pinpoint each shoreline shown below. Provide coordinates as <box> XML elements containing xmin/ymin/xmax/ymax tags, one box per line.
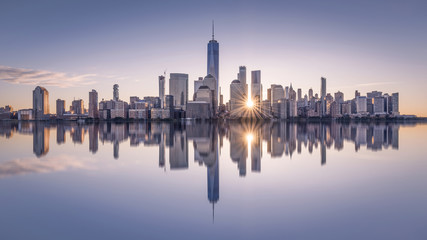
<box><xmin>2</xmin><ymin>116</ymin><xmax>427</xmax><ymax>124</ymax></box>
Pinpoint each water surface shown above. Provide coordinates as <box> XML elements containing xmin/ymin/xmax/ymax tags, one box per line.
<box><xmin>1</xmin><ymin>121</ymin><xmax>426</xmax><ymax>240</ymax></box>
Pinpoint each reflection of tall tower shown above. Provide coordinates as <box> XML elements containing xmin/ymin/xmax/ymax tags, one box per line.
<box><xmin>159</xmin><ymin>131</ymin><xmax>165</xmax><ymax>168</ymax></box>
<box><xmin>207</xmin><ymin>126</ymin><xmax>219</xmax><ymax>222</ymax></box>
<box><xmin>113</xmin><ymin>141</ymin><xmax>119</xmax><ymax>159</ymax></box>
<box><xmin>33</xmin><ymin>122</ymin><xmax>49</xmax><ymax>157</ymax></box>
<box><xmin>207</xmin><ymin>21</ymin><xmax>219</xmax><ymax>104</ymax></box>
<box><xmin>208</xmin><ymin>153</ymin><xmax>219</xmax><ymax>222</ymax></box>
<box><xmin>169</xmin><ymin>127</ymin><xmax>188</xmax><ymax>169</ymax></box>
<box><xmin>271</xmin><ymin>122</ymin><xmax>285</xmax><ymax>157</ymax></box>
<box><xmin>229</xmin><ymin>124</ymin><xmax>248</xmax><ymax>176</ymax></box>
<box><xmin>320</xmin><ymin>124</ymin><xmax>326</xmax><ymax>165</ymax></box>
<box><xmin>56</xmin><ymin>124</ymin><xmax>65</xmax><ymax>144</ymax></box>
<box><xmin>251</xmin><ymin>130</ymin><xmax>261</xmax><ymax>172</ymax></box>
<box><xmin>72</xmin><ymin>125</ymin><xmax>84</xmax><ymax>143</ymax></box>
<box><xmin>189</xmin><ymin>122</ymin><xmax>219</xmax><ymax>222</ymax></box>
<box><xmin>390</xmin><ymin>125</ymin><xmax>399</xmax><ymax>149</ymax></box>
<box><xmin>89</xmin><ymin>124</ymin><xmax>99</xmax><ymax>153</ymax></box>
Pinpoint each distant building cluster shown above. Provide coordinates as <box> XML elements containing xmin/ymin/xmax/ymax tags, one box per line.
<box><xmin>255</xmin><ymin>77</ymin><xmax>400</xmax><ymax>119</ymax></box>
<box><xmin>1</xmin><ymin>25</ymin><xmax>405</xmax><ymax>121</ymax></box>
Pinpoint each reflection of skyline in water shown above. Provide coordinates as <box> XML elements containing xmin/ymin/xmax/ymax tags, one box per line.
<box><xmin>0</xmin><ymin>121</ymin><xmax>403</xmax><ymax>166</ymax></box>
<box><xmin>0</xmin><ymin>121</ymin><xmax>404</xmax><ymax>219</ymax></box>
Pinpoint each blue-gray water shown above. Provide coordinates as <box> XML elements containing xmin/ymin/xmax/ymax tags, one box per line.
<box><xmin>0</xmin><ymin>121</ymin><xmax>426</xmax><ymax>240</ymax></box>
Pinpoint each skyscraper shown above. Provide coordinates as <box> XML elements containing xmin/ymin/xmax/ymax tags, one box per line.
<box><xmin>270</xmin><ymin>85</ymin><xmax>284</xmax><ymax>118</ymax></box>
<box><xmin>229</xmin><ymin>79</ymin><xmax>247</xmax><ymax>118</ymax></box>
<box><xmin>89</xmin><ymin>89</ymin><xmax>98</xmax><ymax>118</ymax></box>
<box><xmin>33</xmin><ymin>86</ymin><xmax>49</xmax><ymax>119</ymax></box>
<box><xmin>238</xmin><ymin>66</ymin><xmax>246</xmax><ymax>85</ymax></box>
<box><xmin>321</xmin><ymin>77</ymin><xmax>326</xmax><ymax>116</ymax></box>
<box><xmin>165</xmin><ymin>95</ymin><xmax>174</xmax><ymax>115</ymax></box>
<box><xmin>194</xmin><ymin>77</ymin><xmax>204</xmax><ymax>96</ymax></box>
<box><xmin>203</xmin><ymin>74</ymin><xmax>217</xmax><ymax>113</ymax></box>
<box><xmin>113</xmin><ymin>84</ymin><xmax>119</xmax><ymax>101</ymax></box>
<box><xmin>334</xmin><ymin>91</ymin><xmax>344</xmax><ymax>103</ymax></box>
<box><xmin>207</xmin><ymin>22</ymin><xmax>219</xmax><ymax>104</ymax></box>
<box><xmin>159</xmin><ymin>75</ymin><xmax>165</xmax><ymax>108</ymax></box>
<box><xmin>321</xmin><ymin>77</ymin><xmax>326</xmax><ymax>97</ymax></box>
<box><xmin>72</xmin><ymin>99</ymin><xmax>84</xmax><ymax>115</ymax></box>
<box><xmin>271</xmin><ymin>85</ymin><xmax>284</xmax><ymax>104</ymax></box>
<box><xmin>285</xmin><ymin>86</ymin><xmax>289</xmax><ymax>99</ymax></box>
<box><xmin>391</xmin><ymin>93</ymin><xmax>399</xmax><ymax>115</ymax></box>
<box><xmin>356</xmin><ymin>96</ymin><xmax>368</xmax><ymax>114</ymax></box>
<box><xmin>251</xmin><ymin>70</ymin><xmax>262</xmax><ymax>103</ymax></box>
<box><xmin>355</xmin><ymin>90</ymin><xmax>360</xmax><ymax>98</ymax></box>
<box><xmin>56</xmin><ymin>99</ymin><xmax>65</xmax><ymax>117</ymax></box>
<box><xmin>169</xmin><ymin>73</ymin><xmax>189</xmax><ymax>110</ymax></box>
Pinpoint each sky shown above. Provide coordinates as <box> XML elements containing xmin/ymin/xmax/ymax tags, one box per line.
<box><xmin>0</xmin><ymin>0</ymin><xmax>426</xmax><ymax>116</ymax></box>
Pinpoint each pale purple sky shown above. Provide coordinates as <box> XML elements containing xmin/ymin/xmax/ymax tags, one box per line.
<box><xmin>1</xmin><ymin>0</ymin><xmax>426</xmax><ymax>116</ymax></box>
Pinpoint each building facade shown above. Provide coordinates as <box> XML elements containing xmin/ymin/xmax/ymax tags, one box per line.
<box><xmin>56</xmin><ymin>99</ymin><xmax>65</xmax><ymax>117</ymax></box>
<box><xmin>159</xmin><ymin>75</ymin><xmax>165</xmax><ymax>108</ymax></box>
<box><xmin>89</xmin><ymin>89</ymin><xmax>98</xmax><ymax>118</ymax></box>
<box><xmin>207</xmin><ymin>24</ymin><xmax>219</xmax><ymax>103</ymax></box>
<box><xmin>251</xmin><ymin>70</ymin><xmax>262</xmax><ymax>104</ymax></box>
<box><xmin>33</xmin><ymin>86</ymin><xmax>49</xmax><ymax>119</ymax></box>
<box><xmin>169</xmin><ymin>73</ymin><xmax>189</xmax><ymax>110</ymax></box>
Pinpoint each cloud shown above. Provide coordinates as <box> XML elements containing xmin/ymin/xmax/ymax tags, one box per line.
<box><xmin>0</xmin><ymin>65</ymin><xmax>97</xmax><ymax>88</ymax></box>
<box><xmin>0</xmin><ymin>154</ymin><xmax>96</xmax><ymax>179</ymax></box>
<box><xmin>355</xmin><ymin>81</ymin><xmax>398</xmax><ymax>87</ymax></box>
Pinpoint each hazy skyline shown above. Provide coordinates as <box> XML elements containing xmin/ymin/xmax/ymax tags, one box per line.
<box><xmin>1</xmin><ymin>0</ymin><xmax>426</xmax><ymax>116</ymax></box>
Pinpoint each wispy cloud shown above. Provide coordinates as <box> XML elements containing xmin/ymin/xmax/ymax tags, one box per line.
<box><xmin>0</xmin><ymin>154</ymin><xmax>96</xmax><ymax>179</ymax></box>
<box><xmin>0</xmin><ymin>65</ymin><xmax>97</xmax><ymax>88</ymax></box>
<box><xmin>355</xmin><ymin>81</ymin><xmax>398</xmax><ymax>87</ymax></box>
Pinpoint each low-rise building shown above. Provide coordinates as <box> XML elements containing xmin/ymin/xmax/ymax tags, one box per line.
<box><xmin>129</xmin><ymin>109</ymin><xmax>148</xmax><ymax>119</ymax></box>
<box><xmin>18</xmin><ymin>109</ymin><xmax>33</xmax><ymax>120</ymax></box>
<box><xmin>186</xmin><ymin>101</ymin><xmax>211</xmax><ymax>119</ymax></box>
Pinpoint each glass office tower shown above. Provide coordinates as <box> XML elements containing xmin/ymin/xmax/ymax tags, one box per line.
<box><xmin>207</xmin><ymin>23</ymin><xmax>219</xmax><ymax>106</ymax></box>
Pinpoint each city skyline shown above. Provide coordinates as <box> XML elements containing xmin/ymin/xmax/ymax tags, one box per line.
<box><xmin>2</xmin><ymin>2</ymin><xmax>427</xmax><ymax>238</ymax></box>
<box><xmin>1</xmin><ymin>1</ymin><xmax>426</xmax><ymax>116</ymax></box>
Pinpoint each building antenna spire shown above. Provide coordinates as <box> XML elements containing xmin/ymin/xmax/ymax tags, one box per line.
<box><xmin>212</xmin><ymin>20</ymin><xmax>214</xmax><ymax>40</ymax></box>
<box><xmin>212</xmin><ymin>202</ymin><xmax>215</xmax><ymax>224</ymax></box>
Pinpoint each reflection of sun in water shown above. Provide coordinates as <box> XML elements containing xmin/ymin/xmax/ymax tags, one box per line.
<box><xmin>246</xmin><ymin>133</ymin><xmax>253</xmax><ymax>156</ymax></box>
<box><xmin>246</xmin><ymin>133</ymin><xmax>253</xmax><ymax>143</ymax></box>
<box><xmin>246</xmin><ymin>99</ymin><xmax>254</xmax><ymax>108</ymax></box>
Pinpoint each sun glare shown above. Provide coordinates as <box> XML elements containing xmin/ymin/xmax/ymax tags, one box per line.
<box><xmin>246</xmin><ymin>99</ymin><xmax>254</xmax><ymax>108</ymax></box>
<box><xmin>246</xmin><ymin>133</ymin><xmax>253</xmax><ymax>143</ymax></box>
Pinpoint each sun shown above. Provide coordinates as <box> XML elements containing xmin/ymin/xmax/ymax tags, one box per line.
<box><xmin>246</xmin><ymin>133</ymin><xmax>253</xmax><ymax>143</ymax></box>
<box><xmin>246</xmin><ymin>99</ymin><xmax>254</xmax><ymax>108</ymax></box>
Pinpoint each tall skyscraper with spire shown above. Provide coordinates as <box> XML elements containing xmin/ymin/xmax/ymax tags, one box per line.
<box><xmin>207</xmin><ymin>21</ymin><xmax>219</xmax><ymax>107</ymax></box>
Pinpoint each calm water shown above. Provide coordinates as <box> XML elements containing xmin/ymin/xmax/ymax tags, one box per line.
<box><xmin>1</xmin><ymin>121</ymin><xmax>426</xmax><ymax>240</ymax></box>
